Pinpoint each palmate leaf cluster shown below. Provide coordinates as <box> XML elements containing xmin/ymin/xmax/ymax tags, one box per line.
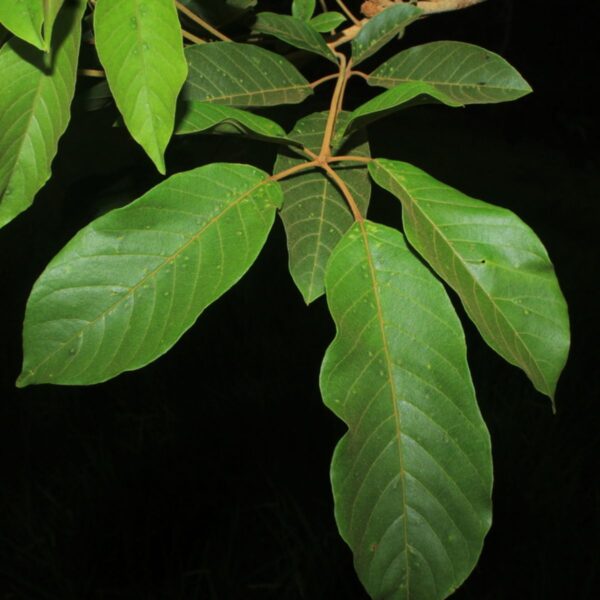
<box><xmin>0</xmin><ymin>1</ymin><xmax>570</xmax><ymax>599</ymax></box>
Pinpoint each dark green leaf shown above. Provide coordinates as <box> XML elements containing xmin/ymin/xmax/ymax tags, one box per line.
<box><xmin>351</xmin><ymin>3</ymin><xmax>422</xmax><ymax>67</ymax></box>
<box><xmin>368</xmin><ymin>41</ymin><xmax>532</xmax><ymax>103</ymax></box>
<box><xmin>175</xmin><ymin>101</ymin><xmax>291</xmax><ymax>144</ymax></box>
<box><xmin>274</xmin><ymin>112</ymin><xmax>370</xmax><ymax>304</ymax></box>
<box><xmin>309</xmin><ymin>11</ymin><xmax>346</xmax><ymax>33</ymax></box>
<box><xmin>0</xmin><ymin>0</ymin><xmax>44</xmax><ymax>49</ymax></box>
<box><xmin>17</xmin><ymin>164</ymin><xmax>282</xmax><ymax>386</ymax></box>
<box><xmin>322</xmin><ymin>220</ymin><xmax>492</xmax><ymax>600</ymax></box>
<box><xmin>343</xmin><ymin>81</ymin><xmax>463</xmax><ymax>135</ymax></box>
<box><xmin>369</xmin><ymin>159</ymin><xmax>570</xmax><ymax>401</ymax></box>
<box><xmin>253</xmin><ymin>12</ymin><xmax>336</xmax><ymax>62</ymax></box>
<box><xmin>0</xmin><ymin>0</ymin><xmax>84</xmax><ymax>228</ymax></box>
<box><xmin>184</xmin><ymin>42</ymin><xmax>313</xmax><ymax>107</ymax></box>
<box><xmin>292</xmin><ymin>0</ymin><xmax>316</xmax><ymax>21</ymax></box>
<box><xmin>181</xmin><ymin>0</ymin><xmax>256</xmax><ymax>27</ymax></box>
<box><xmin>94</xmin><ymin>0</ymin><xmax>188</xmax><ymax>174</ymax></box>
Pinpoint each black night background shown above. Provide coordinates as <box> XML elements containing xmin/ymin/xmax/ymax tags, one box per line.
<box><xmin>1</xmin><ymin>1</ymin><xmax>597</xmax><ymax>598</ymax></box>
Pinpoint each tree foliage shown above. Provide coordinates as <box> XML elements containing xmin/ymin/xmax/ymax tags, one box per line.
<box><xmin>0</xmin><ymin>1</ymin><xmax>570</xmax><ymax>598</ymax></box>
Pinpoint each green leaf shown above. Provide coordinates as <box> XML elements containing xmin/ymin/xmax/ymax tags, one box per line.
<box><xmin>43</xmin><ymin>0</ymin><xmax>66</xmax><ymax>48</ymax></box>
<box><xmin>0</xmin><ymin>0</ymin><xmax>84</xmax><ymax>229</ymax></box>
<box><xmin>94</xmin><ymin>0</ymin><xmax>188</xmax><ymax>174</ymax></box>
<box><xmin>343</xmin><ymin>81</ymin><xmax>463</xmax><ymax>135</ymax></box>
<box><xmin>309</xmin><ymin>11</ymin><xmax>346</xmax><ymax>33</ymax></box>
<box><xmin>181</xmin><ymin>0</ymin><xmax>256</xmax><ymax>27</ymax></box>
<box><xmin>274</xmin><ymin>112</ymin><xmax>371</xmax><ymax>304</ymax></box>
<box><xmin>321</xmin><ymin>220</ymin><xmax>492</xmax><ymax>600</ymax></box>
<box><xmin>368</xmin><ymin>41</ymin><xmax>532</xmax><ymax>103</ymax></box>
<box><xmin>175</xmin><ymin>101</ymin><xmax>291</xmax><ymax>144</ymax></box>
<box><xmin>17</xmin><ymin>163</ymin><xmax>282</xmax><ymax>387</ymax></box>
<box><xmin>184</xmin><ymin>42</ymin><xmax>313</xmax><ymax>107</ymax></box>
<box><xmin>253</xmin><ymin>12</ymin><xmax>336</xmax><ymax>63</ymax></box>
<box><xmin>292</xmin><ymin>0</ymin><xmax>316</xmax><ymax>21</ymax></box>
<box><xmin>0</xmin><ymin>0</ymin><xmax>44</xmax><ymax>50</ymax></box>
<box><xmin>352</xmin><ymin>3</ymin><xmax>422</xmax><ymax>67</ymax></box>
<box><xmin>369</xmin><ymin>159</ymin><xmax>570</xmax><ymax>401</ymax></box>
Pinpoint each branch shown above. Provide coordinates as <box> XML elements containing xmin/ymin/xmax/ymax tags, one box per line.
<box><xmin>361</xmin><ymin>1</ymin><xmax>486</xmax><ymax>18</ymax></box>
<box><xmin>175</xmin><ymin>1</ymin><xmax>232</xmax><ymax>42</ymax></box>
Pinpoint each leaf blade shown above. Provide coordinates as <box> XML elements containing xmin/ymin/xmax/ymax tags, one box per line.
<box><xmin>292</xmin><ymin>0</ymin><xmax>316</xmax><ymax>21</ymax></box>
<box><xmin>0</xmin><ymin>0</ymin><xmax>44</xmax><ymax>49</ymax></box>
<box><xmin>274</xmin><ymin>112</ymin><xmax>371</xmax><ymax>303</ymax></box>
<box><xmin>368</xmin><ymin>41</ymin><xmax>532</xmax><ymax>103</ymax></box>
<box><xmin>94</xmin><ymin>0</ymin><xmax>188</xmax><ymax>174</ymax></box>
<box><xmin>369</xmin><ymin>159</ymin><xmax>570</xmax><ymax>400</ymax></box>
<box><xmin>175</xmin><ymin>101</ymin><xmax>291</xmax><ymax>144</ymax></box>
<box><xmin>0</xmin><ymin>0</ymin><xmax>84</xmax><ymax>228</ymax></box>
<box><xmin>253</xmin><ymin>11</ymin><xmax>336</xmax><ymax>62</ymax></box>
<box><xmin>184</xmin><ymin>42</ymin><xmax>313</xmax><ymax>107</ymax></box>
<box><xmin>18</xmin><ymin>163</ymin><xmax>283</xmax><ymax>386</ymax></box>
<box><xmin>351</xmin><ymin>3</ymin><xmax>422</xmax><ymax>67</ymax></box>
<box><xmin>344</xmin><ymin>81</ymin><xmax>463</xmax><ymax>135</ymax></box>
<box><xmin>321</xmin><ymin>220</ymin><xmax>492</xmax><ymax>600</ymax></box>
<box><xmin>309</xmin><ymin>11</ymin><xmax>346</xmax><ymax>33</ymax></box>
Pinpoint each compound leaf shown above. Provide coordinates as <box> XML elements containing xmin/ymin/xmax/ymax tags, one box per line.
<box><xmin>343</xmin><ymin>81</ymin><xmax>463</xmax><ymax>135</ymax></box>
<box><xmin>0</xmin><ymin>0</ymin><xmax>84</xmax><ymax>228</ymax></box>
<box><xmin>275</xmin><ymin>112</ymin><xmax>370</xmax><ymax>304</ymax></box>
<box><xmin>0</xmin><ymin>0</ymin><xmax>44</xmax><ymax>50</ymax></box>
<box><xmin>368</xmin><ymin>41</ymin><xmax>532</xmax><ymax>104</ymax></box>
<box><xmin>253</xmin><ymin>12</ymin><xmax>336</xmax><ymax>62</ymax></box>
<box><xmin>184</xmin><ymin>42</ymin><xmax>312</xmax><ymax>107</ymax></box>
<box><xmin>18</xmin><ymin>163</ymin><xmax>282</xmax><ymax>387</ymax></box>
<box><xmin>352</xmin><ymin>3</ymin><xmax>422</xmax><ymax>67</ymax></box>
<box><xmin>175</xmin><ymin>101</ymin><xmax>291</xmax><ymax>144</ymax></box>
<box><xmin>321</xmin><ymin>220</ymin><xmax>492</xmax><ymax>600</ymax></box>
<box><xmin>94</xmin><ymin>0</ymin><xmax>188</xmax><ymax>174</ymax></box>
<box><xmin>369</xmin><ymin>159</ymin><xmax>570</xmax><ymax>401</ymax></box>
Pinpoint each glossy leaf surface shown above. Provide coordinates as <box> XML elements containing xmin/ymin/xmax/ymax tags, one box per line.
<box><xmin>0</xmin><ymin>0</ymin><xmax>83</xmax><ymax>228</ymax></box>
<box><xmin>0</xmin><ymin>0</ymin><xmax>44</xmax><ymax>49</ymax></box>
<box><xmin>369</xmin><ymin>159</ymin><xmax>570</xmax><ymax>400</ymax></box>
<box><xmin>309</xmin><ymin>11</ymin><xmax>346</xmax><ymax>32</ymax></box>
<box><xmin>253</xmin><ymin>12</ymin><xmax>335</xmax><ymax>62</ymax></box>
<box><xmin>184</xmin><ymin>42</ymin><xmax>312</xmax><ymax>107</ymax></box>
<box><xmin>321</xmin><ymin>220</ymin><xmax>492</xmax><ymax>600</ymax></box>
<box><xmin>352</xmin><ymin>3</ymin><xmax>421</xmax><ymax>66</ymax></box>
<box><xmin>343</xmin><ymin>81</ymin><xmax>462</xmax><ymax>135</ymax></box>
<box><xmin>274</xmin><ymin>112</ymin><xmax>370</xmax><ymax>303</ymax></box>
<box><xmin>175</xmin><ymin>101</ymin><xmax>290</xmax><ymax>144</ymax></box>
<box><xmin>18</xmin><ymin>164</ymin><xmax>282</xmax><ymax>386</ymax></box>
<box><xmin>94</xmin><ymin>0</ymin><xmax>188</xmax><ymax>174</ymax></box>
<box><xmin>368</xmin><ymin>41</ymin><xmax>532</xmax><ymax>103</ymax></box>
<box><xmin>292</xmin><ymin>0</ymin><xmax>316</xmax><ymax>21</ymax></box>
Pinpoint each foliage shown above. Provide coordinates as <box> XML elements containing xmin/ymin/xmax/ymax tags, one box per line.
<box><xmin>0</xmin><ymin>1</ymin><xmax>570</xmax><ymax>598</ymax></box>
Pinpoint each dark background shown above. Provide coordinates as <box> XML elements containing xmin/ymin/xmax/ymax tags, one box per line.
<box><xmin>0</xmin><ymin>1</ymin><xmax>597</xmax><ymax>598</ymax></box>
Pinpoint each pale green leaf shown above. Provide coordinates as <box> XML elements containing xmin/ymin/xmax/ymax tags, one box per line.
<box><xmin>253</xmin><ymin>12</ymin><xmax>336</xmax><ymax>62</ymax></box>
<box><xmin>17</xmin><ymin>163</ymin><xmax>282</xmax><ymax>387</ymax></box>
<box><xmin>292</xmin><ymin>0</ymin><xmax>316</xmax><ymax>21</ymax></box>
<box><xmin>175</xmin><ymin>101</ymin><xmax>291</xmax><ymax>145</ymax></box>
<box><xmin>0</xmin><ymin>0</ymin><xmax>84</xmax><ymax>229</ymax></box>
<box><xmin>0</xmin><ymin>0</ymin><xmax>44</xmax><ymax>50</ymax></box>
<box><xmin>274</xmin><ymin>112</ymin><xmax>370</xmax><ymax>304</ymax></box>
<box><xmin>321</xmin><ymin>220</ymin><xmax>492</xmax><ymax>600</ymax></box>
<box><xmin>352</xmin><ymin>3</ymin><xmax>422</xmax><ymax>67</ymax></box>
<box><xmin>43</xmin><ymin>0</ymin><xmax>66</xmax><ymax>48</ymax></box>
<box><xmin>368</xmin><ymin>41</ymin><xmax>532</xmax><ymax>103</ymax></box>
<box><xmin>369</xmin><ymin>159</ymin><xmax>570</xmax><ymax>401</ymax></box>
<box><xmin>94</xmin><ymin>0</ymin><xmax>188</xmax><ymax>174</ymax></box>
<box><xmin>184</xmin><ymin>42</ymin><xmax>313</xmax><ymax>107</ymax></box>
<box><xmin>343</xmin><ymin>81</ymin><xmax>463</xmax><ymax>135</ymax></box>
<box><xmin>309</xmin><ymin>11</ymin><xmax>346</xmax><ymax>33</ymax></box>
